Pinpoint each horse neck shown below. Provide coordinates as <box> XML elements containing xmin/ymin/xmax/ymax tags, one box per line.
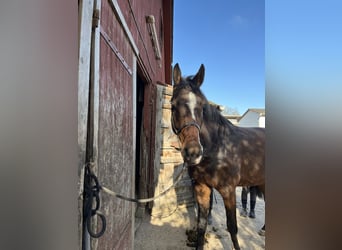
<box><xmin>200</xmin><ymin>105</ymin><xmax>235</xmax><ymax>148</ymax></box>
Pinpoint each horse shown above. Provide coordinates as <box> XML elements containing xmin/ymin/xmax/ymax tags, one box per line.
<box><xmin>171</xmin><ymin>63</ymin><xmax>265</xmax><ymax>250</ymax></box>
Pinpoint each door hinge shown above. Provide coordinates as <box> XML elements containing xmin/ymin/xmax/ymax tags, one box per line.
<box><xmin>92</xmin><ymin>9</ymin><xmax>100</xmax><ymax>29</ymax></box>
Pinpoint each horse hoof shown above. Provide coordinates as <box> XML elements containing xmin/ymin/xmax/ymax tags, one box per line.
<box><xmin>258</xmin><ymin>229</ymin><xmax>265</xmax><ymax>236</ymax></box>
<box><xmin>186</xmin><ymin>228</ymin><xmax>197</xmax><ymax>242</ymax></box>
<box><xmin>208</xmin><ymin>216</ymin><xmax>213</xmax><ymax>225</ymax></box>
<box><xmin>232</xmin><ymin>244</ymin><xmax>241</xmax><ymax>250</ymax></box>
<box><xmin>186</xmin><ymin>241</ymin><xmax>197</xmax><ymax>247</ymax></box>
<box><xmin>248</xmin><ymin>210</ymin><xmax>255</xmax><ymax>218</ymax></box>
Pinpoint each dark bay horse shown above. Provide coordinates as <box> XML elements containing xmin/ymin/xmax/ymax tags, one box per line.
<box><xmin>171</xmin><ymin>63</ymin><xmax>265</xmax><ymax>250</ymax></box>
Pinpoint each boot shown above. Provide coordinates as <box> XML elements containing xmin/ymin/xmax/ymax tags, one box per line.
<box><xmin>240</xmin><ymin>199</ymin><xmax>247</xmax><ymax>217</ymax></box>
<box><xmin>240</xmin><ymin>187</ymin><xmax>248</xmax><ymax>217</ymax></box>
<box><xmin>249</xmin><ymin>210</ymin><xmax>255</xmax><ymax>218</ymax></box>
<box><xmin>240</xmin><ymin>207</ymin><xmax>247</xmax><ymax>217</ymax></box>
<box><xmin>249</xmin><ymin>199</ymin><xmax>256</xmax><ymax>218</ymax></box>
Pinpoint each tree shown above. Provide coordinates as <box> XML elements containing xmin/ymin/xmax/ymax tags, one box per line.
<box><xmin>208</xmin><ymin>101</ymin><xmax>240</xmax><ymax>115</ymax></box>
<box><xmin>221</xmin><ymin>106</ymin><xmax>240</xmax><ymax>115</ymax></box>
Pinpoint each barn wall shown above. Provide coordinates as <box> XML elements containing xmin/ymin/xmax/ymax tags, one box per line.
<box><xmin>110</xmin><ymin>0</ymin><xmax>174</xmax><ymax>210</ymax></box>
<box><xmin>79</xmin><ymin>0</ymin><xmax>174</xmax><ymax>249</ymax></box>
<box><xmin>94</xmin><ymin>0</ymin><xmax>136</xmax><ymax>249</ymax></box>
<box><xmin>117</xmin><ymin>0</ymin><xmax>170</xmax><ymax>83</ymax></box>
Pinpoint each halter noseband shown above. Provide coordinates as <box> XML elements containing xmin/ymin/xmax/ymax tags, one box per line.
<box><xmin>171</xmin><ymin>118</ymin><xmax>201</xmax><ymax>136</ymax></box>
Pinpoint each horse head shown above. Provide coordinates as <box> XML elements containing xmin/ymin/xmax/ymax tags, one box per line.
<box><xmin>171</xmin><ymin>63</ymin><xmax>206</xmax><ymax>166</ymax></box>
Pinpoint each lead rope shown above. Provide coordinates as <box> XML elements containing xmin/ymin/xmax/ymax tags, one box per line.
<box><xmin>83</xmin><ymin>163</ymin><xmax>106</xmax><ymax>238</ymax></box>
<box><xmin>101</xmin><ymin>162</ymin><xmax>187</xmax><ymax>203</ymax></box>
<box><xmin>84</xmin><ymin>162</ymin><xmax>187</xmax><ymax>238</ymax></box>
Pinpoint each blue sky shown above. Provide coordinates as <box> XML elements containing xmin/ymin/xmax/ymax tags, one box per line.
<box><xmin>173</xmin><ymin>0</ymin><xmax>265</xmax><ymax>114</ymax></box>
<box><xmin>266</xmin><ymin>1</ymin><xmax>342</xmax><ymax>113</ymax></box>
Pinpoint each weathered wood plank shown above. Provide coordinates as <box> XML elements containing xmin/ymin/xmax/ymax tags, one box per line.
<box><xmin>78</xmin><ymin>0</ymin><xmax>94</xmax><ymax>249</ymax></box>
<box><xmin>95</xmin><ymin>0</ymin><xmax>134</xmax><ymax>248</ymax></box>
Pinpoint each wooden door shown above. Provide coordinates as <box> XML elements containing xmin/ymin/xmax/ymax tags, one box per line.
<box><xmin>94</xmin><ymin>0</ymin><xmax>136</xmax><ymax>248</ymax></box>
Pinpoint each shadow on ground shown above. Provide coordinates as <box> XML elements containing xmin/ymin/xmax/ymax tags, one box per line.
<box><xmin>134</xmin><ymin>187</ymin><xmax>265</xmax><ymax>250</ymax></box>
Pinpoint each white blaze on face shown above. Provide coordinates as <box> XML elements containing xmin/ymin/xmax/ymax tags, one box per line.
<box><xmin>187</xmin><ymin>92</ymin><xmax>197</xmax><ymax>120</ymax></box>
<box><xmin>182</xmin><ymin>92</ymin><xmax>203</xmax><ymax>165</ymax></box>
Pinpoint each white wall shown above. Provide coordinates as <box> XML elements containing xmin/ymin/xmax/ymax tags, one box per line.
<box><xmin>238</xmin><ymin>110</ymin><xmax>265</xmax><ymax>128</ymax></box>
<box><xmin>238</xmin><ymin>111</ymin><xmax>259</xmax><ymax>127</ymax></box>
<box><xmin>258</xmin><ymin>116</ymin><xmax>265</xmax><ymax>128</ymax></box>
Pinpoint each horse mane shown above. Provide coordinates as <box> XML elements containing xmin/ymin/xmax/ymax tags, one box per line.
<box><xmin>204</xmin><ymin>103</ymin><xmax>235</xmax><ymax>128</ymax></box>
<box><xmin>174</xmin><ymin>76</ymin><xmax>236</xmax><ymax>131</ymax></box>
<box><xmin>191</xmin><ymin>83</ymin><xmax>237</xmax><ymax>136</ymax></box>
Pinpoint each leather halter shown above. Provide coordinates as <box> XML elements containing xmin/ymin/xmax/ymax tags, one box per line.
<box><xmin>171</xmin><ymin>116</ymin><xmax>201</xmax><ymax>135</ymax></box>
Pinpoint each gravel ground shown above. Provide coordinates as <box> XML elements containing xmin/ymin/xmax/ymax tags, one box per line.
<box><xmin>134</xmin><ymin>187</ymin><xmax>265</xmax><ymax>250</ymax></box>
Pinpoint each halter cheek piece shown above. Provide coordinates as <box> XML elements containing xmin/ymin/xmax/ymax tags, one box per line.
<box><xmin>171</xmin><ymin>116</ymin><xmax>201</xmax><ymax>135</ymax></box>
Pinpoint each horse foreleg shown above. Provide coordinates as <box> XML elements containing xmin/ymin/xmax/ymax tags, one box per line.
<box><xmin>219</xmin><ymin>187</ymin><xmax>241</xmax><ymax>250</ymax></box>
<box><xmin>193</xmin><ymin>183</ymin><xmax>211</xmax><ymax>250</ymax></box>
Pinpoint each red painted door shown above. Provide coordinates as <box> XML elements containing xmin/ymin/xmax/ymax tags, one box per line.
<box><xmin>96</xmin><ymin>0</ymin><xmax>135</xmax><ymax>248</ymax></box>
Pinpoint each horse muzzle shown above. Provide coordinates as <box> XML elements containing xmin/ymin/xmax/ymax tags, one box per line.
<box><xmin>182</xmin><ymin>141</ymin><xmax>203</xmax><ymax>166</ymax></box>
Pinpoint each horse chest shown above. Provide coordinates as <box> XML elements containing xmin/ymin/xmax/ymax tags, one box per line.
<box><xmin>188</xmin><ymin>159</ymin><xmax>238</xmax><ymax>188</ymax></box>
<box><xmin>188</xmin><ymin>164</ymin><xmax>212</xmax><ymax>184</ymax></box>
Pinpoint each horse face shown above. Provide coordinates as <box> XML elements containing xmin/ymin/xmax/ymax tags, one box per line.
<box><xmin>171</xmin><ymin>64</ymin><xmax>205</xmax><ymax>165</ymax></box>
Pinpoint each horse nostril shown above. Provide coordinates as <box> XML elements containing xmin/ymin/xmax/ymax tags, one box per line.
<box><xmin>190</xmin><ymin>151</ymin><xmax>199</xmax><ymax>158</ymax></box>
<box><xmin>184</xmin><ymin>148</ymin><xmax>189</xmax><ymax>157</ymax></box>
<box><xmin>185</xmin><ymin>146</ymin><xmax>202</xmax><ymax>159</ymax></box>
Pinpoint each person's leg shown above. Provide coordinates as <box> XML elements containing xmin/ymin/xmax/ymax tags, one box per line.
<box><xmin>208</xmin><ymin>188</ymin><xmax>214</xmax><ymax>225</ymax></box>
<box><xmin>240</xmin><ymin>186</ymin><xmax>248</xmax><ymax>217</ymax></box>
<box><xmin>248</xmin><ymin>186</ymin><xmax>257</xmax><ymax>218</ymax></box>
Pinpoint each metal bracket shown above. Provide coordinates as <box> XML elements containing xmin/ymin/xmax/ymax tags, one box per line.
<box><xmin>100</xmin><ymin>27</ymin><xmax>133</xmax><ymax>76</ymax></box>
<box><xmin>92</xmin><ymin>9</ymin><xmax>100</xmax><ymax>29</ymax></box>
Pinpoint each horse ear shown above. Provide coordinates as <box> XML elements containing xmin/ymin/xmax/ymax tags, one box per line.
<box><xmin>173</xmin><ymin>63</ymin><xmax>182</xmax><ymax>85</ymax></box>
<box><xmin>193</xmin><ymin>64</ymin><xmax>205</xmax><ymax>87</ymax></box>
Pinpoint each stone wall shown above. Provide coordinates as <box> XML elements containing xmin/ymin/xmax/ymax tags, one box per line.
<box><xmin>151</xmin><ymin>85</ymin><xmax>195</xmax><ymax>216</ymax></box>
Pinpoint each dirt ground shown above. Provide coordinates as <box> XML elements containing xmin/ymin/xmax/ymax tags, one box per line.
<box><xmin>134</xmin><ymin>187</ymin><xmax>265</xmax><ymax>250</ymax></box>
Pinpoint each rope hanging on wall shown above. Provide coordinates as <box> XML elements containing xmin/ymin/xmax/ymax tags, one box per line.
<box><xmin>83</xmin><ymin>162</ymin><xmax>187</xmax><ymax>238</ymax></box>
